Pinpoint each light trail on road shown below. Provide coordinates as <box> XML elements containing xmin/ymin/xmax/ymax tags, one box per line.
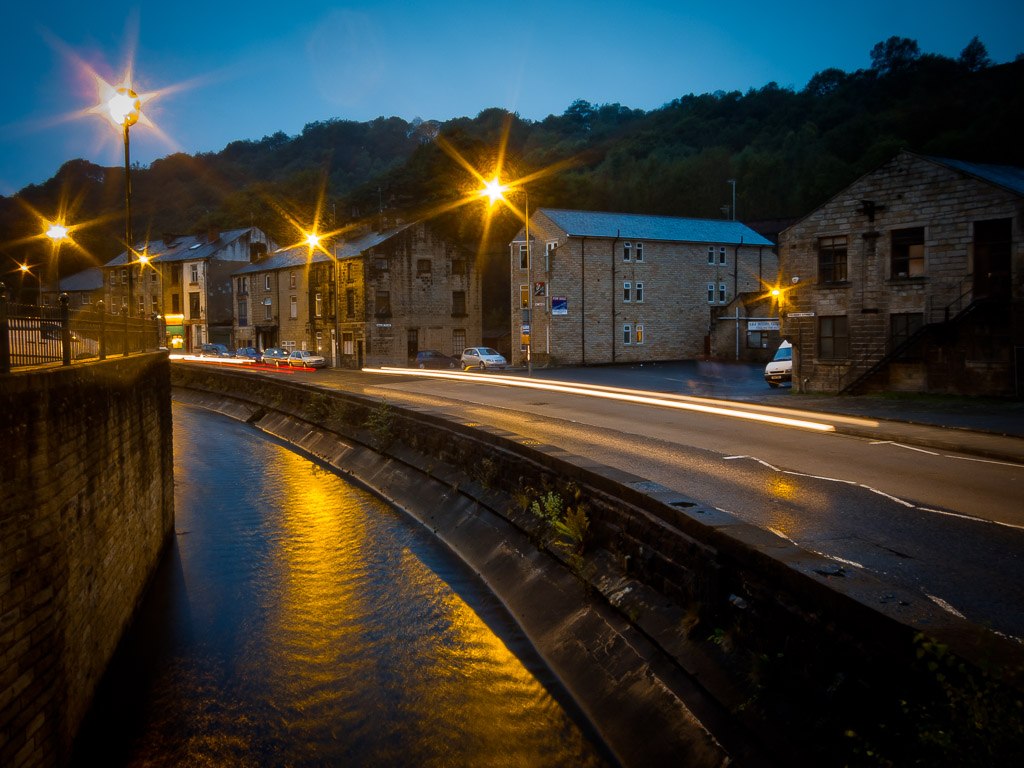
<box><xmin>371</xmin><ymin>367</ymin><xmax>839</xmax><ymax>432</ymax></box>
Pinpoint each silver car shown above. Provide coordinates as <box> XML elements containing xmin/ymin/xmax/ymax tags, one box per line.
<box><xmin>460</xmin><ymin>347</ymin><xmax>507</xmax><ymax>371</ymax></box>
<box><xmin>287</xmin><ymin>349</ymin><xmax>327</xmax><ymax>369</ymax></box>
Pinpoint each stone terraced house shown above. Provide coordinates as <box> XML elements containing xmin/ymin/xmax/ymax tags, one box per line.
<box><xmin>508</xmin><ymin>209</ymin><xmax>777</xmax><ymax>366</ymax></box>
<box><xmin>778</xmin><ymin>151</ymin><xmax>1023</xmax><ymax>396</ymax></box>
<box><xmin>232</xmin><ymin>220</ymin><xmax>479</xmax><ymax>368</ymax></box>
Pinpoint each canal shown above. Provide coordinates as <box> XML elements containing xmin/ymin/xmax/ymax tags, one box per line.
<box><xmin>71</xmin><ymin>401</ymin><xmax>615</xmax><ymax>767</ymax></box>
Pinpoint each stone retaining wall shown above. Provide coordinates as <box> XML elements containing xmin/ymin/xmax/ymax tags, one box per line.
<box><xmin>0</xmin><ymin>354</ymin><xmax>175</xmax><ymax>768</ymax></box>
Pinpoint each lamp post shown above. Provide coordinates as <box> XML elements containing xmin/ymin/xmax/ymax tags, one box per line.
<box><xmin>45</xmin><ymin>221</ymin><xmax>69</xmax><ymax>302</ymax></box>
<box><xmin>479</xmin><ymin>177</ymin><xmax>533</xmax><ymax>376</ymax></box>
<box><xmin>108</xmin><ymin>88</ymin><xmax>141</xmax><ymax>315</ymax></box>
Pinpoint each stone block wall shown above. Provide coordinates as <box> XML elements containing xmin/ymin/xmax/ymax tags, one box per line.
<box><xmin>0</xmin><ymin>354</ymin><xmax>175</xmax><ymax>767</ymax></box>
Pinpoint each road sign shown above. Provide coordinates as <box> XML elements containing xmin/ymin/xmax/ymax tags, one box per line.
<box><xmin>787</xmin><ymin>312</ymin><xmax>815</xmax><ymax>318</ymax></box>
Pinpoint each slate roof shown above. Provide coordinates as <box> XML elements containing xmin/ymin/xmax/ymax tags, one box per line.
<box><xmin>104</xmin><ymin>228</ymin><xmax>256</xmax><ymax>267</ymax></box>
<box><xmin>44</xmin><ymin>267</ymin><xmax>104</xmax><ymax>293</ymax></box>
<box><xmin>925</xmin><ymin>155</ymin><xmax>1024</xmax><ymax>197</ymax></box>
<box><xmin>232</xmin><ymin>224</ymin><xmax>414</xmax><ymax>275</ymax></box>
<box><xmin>519</xmin><ymin>209</ymin><xmax>774</xmax><ymax>247</ymax></box>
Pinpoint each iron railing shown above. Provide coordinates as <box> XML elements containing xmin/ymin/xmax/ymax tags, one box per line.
<box><xmin>1</xmin><ymin>289</ymin><xmax>160</xmax><ymax>373</ymax></box>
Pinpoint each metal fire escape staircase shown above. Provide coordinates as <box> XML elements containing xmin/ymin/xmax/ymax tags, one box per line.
<box><xmin>838</xmin><ymin>291</ymin><xmax>992</xmax><ymax>395</ymax></box>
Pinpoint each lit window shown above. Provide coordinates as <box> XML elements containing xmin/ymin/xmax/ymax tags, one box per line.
<box><xmin>636</xmin><ymin>323</ymin><xmax>644</xmax><ymax>344</ymax></box>
<box><xmin>290</xmin><ymin>296</ymin><xmax>297</xmax><ymax>319</ymax></box>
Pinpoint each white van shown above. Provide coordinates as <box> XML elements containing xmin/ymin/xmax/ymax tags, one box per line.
<box><xmin>764</xmin><ymin>340</ymin><xmax>792</xmax><ymax>387</ymax></box>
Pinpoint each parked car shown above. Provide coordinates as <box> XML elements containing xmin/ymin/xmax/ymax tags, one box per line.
<box><xmin>262</xmin><ymin>347</ymin><xmax>290</xmax><ymax>367</ymax></box>
<box><xmin>235</xmin><ymin>347</ymin><xmax>263</xmax><ymax>363</ymax></box>
<box><xmin>410</xmin><ymin>350</ymin><xmax>460</xmax><ymax>369</ymax></box>
<box><xmin>460</xmin><ymin>347</ymin><xmax>507</xmax><ymax>371</ymax></box>
<box><xmin>764</xmin><ymin>340</ymin><xmax>792</xmax><ymax>387</ymax></box>
<box><xmin>288</xmin><ymin>349</ymin><xmax>327</xmax><ymax>369</ymax></box>
<box><xmin>200</xmin><ymin>343</ymin><xmax>233</xmax><ymax>358</ymax></box>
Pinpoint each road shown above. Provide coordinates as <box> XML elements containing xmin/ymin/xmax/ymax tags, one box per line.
<box><xmin>192</xmin><ymin>360</ymin><xmax>1024</xmax><ymax>642</ymax></box>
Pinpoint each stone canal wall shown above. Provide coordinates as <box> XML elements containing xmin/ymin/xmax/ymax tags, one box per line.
<box><xmin>170</xmin><ymin>365</ymin><xmax>1024</xmax><ymax>767</ymax></box>
<box><xmin>0</xmin><ymin>354</ymin><xmax>175</xmax><ymax>768</ymax></box>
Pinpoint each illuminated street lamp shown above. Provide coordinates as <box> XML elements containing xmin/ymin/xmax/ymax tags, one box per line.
<box><xmin>45</xmin><ymin>221</ymin><xmax>70</xmax><ymax>299</ymax></box>
<box><xmin>108</xmin><ymin>87</ymin><xmax>141</xmax><ymax>315</ymax></box>
<box><xmin>478</xmin><ymin>176</ymin><xmax>533</xmax><ymax>376</ymax></box>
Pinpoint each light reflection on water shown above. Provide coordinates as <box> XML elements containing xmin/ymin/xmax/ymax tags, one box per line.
<box><xmin>73</xmin><ymin>402</ymin><xmax>612</xmax><ymax>767</ymax></box>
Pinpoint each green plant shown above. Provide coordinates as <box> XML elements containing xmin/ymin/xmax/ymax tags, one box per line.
<box><xmin>476</xmin><ymin>457</ymin><xmax>498</xmax><ymax>490</ymax></box>
<box><xmin>364</xmin><ymin>398</ymin><xmax>395</xmax><ymax>450</ymax></box>
<box><xmin>305</xmin><ymin>392</ymin><xmax>330</xmax><ymax>422</ymax></box>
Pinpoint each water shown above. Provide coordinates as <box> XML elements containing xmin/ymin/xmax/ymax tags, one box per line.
<box><xmin>72</xmin><ymin>402</ymin><xmax>614</xmax><ymax>767</ymax></box>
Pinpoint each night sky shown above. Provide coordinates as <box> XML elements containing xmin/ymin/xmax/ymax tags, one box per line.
<box><xmin>1</xmin><ymin>0</ymin><xmax>1021</xmax><ymax>195</ymax></box>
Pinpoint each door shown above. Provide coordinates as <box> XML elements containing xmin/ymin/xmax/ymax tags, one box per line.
<box><xmin>974</xmin><ymin>218</ymin><xmax>1012</xmax><ymax>300</ymax></box>
<box><xmin>407</xmin><ymin>328</ymin><xmax>418</xmax><ymax>364</ymax></box>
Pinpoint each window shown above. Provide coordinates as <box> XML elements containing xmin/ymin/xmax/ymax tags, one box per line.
<box><xmin>707</xmin><ymin>283</ymin><xmax>716</xmax><ymax>303</ymax></box>
<box><xmin>282</xmin><ymin>340</ymin><xmax>296</xmax><ymax>352</ymax></box>
<box><xmin>265</xmin><ymin>274</ymin><xmax>271</xmax><ymax>291</ymax></box>
<box><xmin>121</xmin><ymin>269</ymin><xmax>128</xmax><ymax>285</ymax></box>
<box><xmin>82</xmin><ymin>293</ymin><xmax>91</xmax><ymax>305</ymax></box>
<box><xmin>519</xmin><ymin>244</ymin><xmax>529</xmax><ymax>270</ymax></box>
<box><xmin>719</xmin><ymin>283</ymin><xmax>727</xmax><ymax>303</ymax></box>
<box><xmin>264</xmin><ymin>298</ymin><xmax>272</xmax><ymax>321</ymax></box>
<box><xmin>150</xmin><ymin>297</ymin><xmax>158</xmax><ymax>314</ymax></box>
<box><xmin>138</xmin><ymin>297</ymin><xmax>144</xmax><ymax>315</ymax></box>
<box><xmin>623</xmin><ymin>242</ymin><xmax>631</xmax><ymax>262</ymax></box>
<box><xmin>891</xmin><ymin>227</ymin><xmax>924</xmax><ymax>278</ymax></box>
<box><xmin>635</xmin><ymin>324</ymin><xmax>644</xmax><ymax>344</ymax></box>
<box><xmin>623</xmin><ymin>282</ymin><xmax>631</xmax><ymax>303</ymax></box>
<box><xmin>172</xmin><ymin>294</ymin><xmax>181</xmax><ymax>314</ymax></box>
<box><xmin>635</xmin><ymin>282</ymin><xmax>644</xmax><ymax>303</ymax></box>
<box><xmin>343</xmin><ymin>332</ymin><xmax>354</xmax><ymax>355</ymax></box>
<box><xmin>818</xmin><ymin>236</ymin><xmax>848</xmax><ymax>283</ymax></box>
<box><xmin>452</xmin><ymin>259</ymin><xmax>466</xmax><ymax>275</ymax></box>
<box><xmin>818</xmin><ymin>315</ymin><xmax>849</xmax><ymax>359</ymax></box>
<box><xmin>346</xmin><ymin>289</ymin><xmax>355</xmax><ymax>317</ymax></box>
<box><xmin>452</xmin><ymin>290</ymin><xmax>466</xmax><ymax>316</ymax></box>
<box><xmin>150</xmin><ymin>270</ymin><xmax>157</xmax><ymax>284</ymax></box>
<box><xmin>314</xmin><ymin>292</ymin><xmax>322</xmax><ymax>317</ymax></box>
<box><xmin>238</xmin><ymin>299</ymin><xmax>248</xmax><ymax>326</ymax></box>
<box><xmin>190</xmin><ymin>264</ymin><xmax>199</xmax><ymax>283</ymax></box>
<box><xmin>375</xmin><ymin>257</ymin><xmax>388</xmax><ymax>272</ymax></box>
<box><xmin>545</xmin><ymin>242</ymin><xmax>557</xmax><ymax>271</ymax></box>
<box><xmin>189</xmin><ymin>292</ymin><xmax>200</xmax><ymax>318</ymax></box>
<box><xmin>520</xmin><ymin>285</ymin><xmax>529</xmax><ymax>309</ymax></box>
<box><xmin>315</xmin><ymin>331</ymin><xmax>322</xmax><ymax>353</ymax></box>
<box><xmin>346</xmin><ymin>262</ymin><xmax>354</xmax><ymax>282</ymax></box>
<box><xmin>623</xmin><ymin>324</ymin><xmax>632</xmax><ymax>345</ymax></box>
<box><xmin>238</xmin><ymin>276</ymin><xmax>248</xmax><ymax>294</ymax></box>
<box><xmin>747</xmin><ymin>331</ymin><xmax>768</xmax><ymax>349</ymax></box>
<box><xmin>635</xmin><ymin>242</ymin><xmax>644</xmax><ymax>262</ymax></box>
<box><xmin>718</xmin><ymin>247</ymin><xmax>727</xmax><ymax>265</ymax></box>
<box><xmin>452</xmin><ymin>328</ymin><xmax>466</xmax><ymax>357</ymax></box>
<box><xmin>171</xmin><ymin>265</ymin><xmax>181</xmax><ymax>286</ymax></box>
<box><xmin>289</xmin><ymin>296</ymin><xmax>297</xmax><ymax>319</ymax></box>
<box><xmin>417</xmin><ymin>259</ymin><xmax>431</xmax><ymax>275</ymax></box>
<box><xmin>109</xmin><ymin>272</ymin><xmax>116</xmax><ymax>287</ymax></box>
<box><xmin>375</xmin><ymin>290</ymin><xmax>391</xmax><ymax>316</ymax></box>
<box><xmin>707</xmin><ymin>247</ymin><xmax>715</xmax><ymax>265</ymax></box>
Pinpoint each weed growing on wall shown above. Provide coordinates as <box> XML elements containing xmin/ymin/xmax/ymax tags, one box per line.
<box><xmin>365</xmin><ymin>398</ymin><xmax>395</xmax><ymax>451</ymax></box>
<box><xmin>304</xmin><ymin>392</ymin><xmax>330</xmax><ymax>422</ymax></box>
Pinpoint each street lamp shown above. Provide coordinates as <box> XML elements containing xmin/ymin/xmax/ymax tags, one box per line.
<box><xmin>109</xmin><ymin>87</ymin><xmax>141</xmax><ymax>316</ymax></box>
<box><xmin>478</xmin><ymin>177</ymin><xmax>533</xmax><ymax>376</ymax></box>
<box><xmin>45</xmin><ymin>221</ymin><xmax>70</xmax><ymax>300</ymax></box>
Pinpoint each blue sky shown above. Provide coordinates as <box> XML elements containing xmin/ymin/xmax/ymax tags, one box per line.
<box><xmin>1</xmin><ymin>0</ymin><xmax>1021</xmax><ymax>195</ymax></box>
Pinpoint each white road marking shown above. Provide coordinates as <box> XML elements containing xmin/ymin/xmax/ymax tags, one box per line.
<box><xmin>927</xmin><ymin>594</ymin><xmax>966</xmax><ymax>619</ymax></box>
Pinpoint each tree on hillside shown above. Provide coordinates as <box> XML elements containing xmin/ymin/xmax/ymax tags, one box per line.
<box><xmin>958</xmin><ymin>36</ymin><xmax>992</xmax><ymax>72</ymax></box>
<box><xmin>870</xmin><ymin>37</ymin><xmax>921</xmax><ymax>75</ymax></box>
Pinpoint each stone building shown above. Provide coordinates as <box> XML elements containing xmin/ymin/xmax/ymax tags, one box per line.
<box><xmin>777</xmin><ymin>151</ymin><xmax>1023</xmax><ymax>396</ymax></box>
<box><xmin>233</xmin><ymin>220</ymin><xmax>479</xmax><ymax>367</ymax></box>
<box><xmin>102</xmin><ymin>228</ymin><xmax>273</xmax><ymax>352</ymax></box>
<box><xmin>507</xmin><ymin>209</ymin><xmax>776</xmax><ymax>366</ymax></box>
<box><xmin>42</xmin><ymin>267</ymin><xmax>104</xmax><ymax>310</ymax></box>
